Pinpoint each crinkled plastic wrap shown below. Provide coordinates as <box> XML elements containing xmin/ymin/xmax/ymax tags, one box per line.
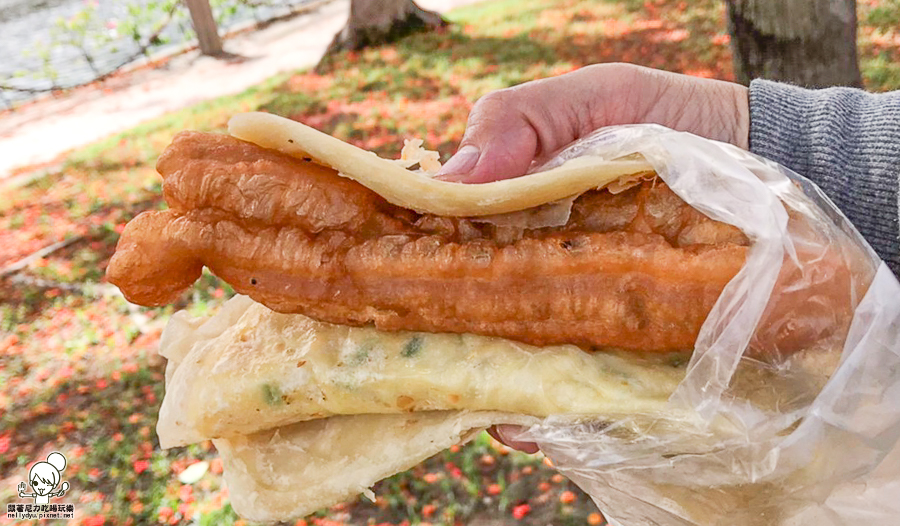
<box><xmin>512</xmin><ymin>125</ymin><xmax>900</xmax><ymax>526</ymax></box>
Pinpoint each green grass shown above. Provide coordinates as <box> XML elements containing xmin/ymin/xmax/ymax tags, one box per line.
<box><xmin>1</xmin><ymin>0</ymin><xmax>898</xmax><ymax>525</ymax></box>
<box><xmin>860</xmin><ymin>0</ymin><xmax>900</xmax><ymax>91</ymax></box>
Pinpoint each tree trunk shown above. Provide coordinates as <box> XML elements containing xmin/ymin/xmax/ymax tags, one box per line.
<box><xmin>316</xmin><ymin>0</ymin><xmax>447</xmax><ymax>71</ymax></box>
<box><xmin>185</xmin><ymin>0</ymin><xmax>224</xmax><ymax>56</ymax></box>
<box><xmin>726</xmin><ymin>0</ymin><xmax>862</xmax><ymax>88</ymax></box>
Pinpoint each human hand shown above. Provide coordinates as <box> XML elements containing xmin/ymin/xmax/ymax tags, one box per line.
<box><xmin>487</xmin><ymin>425</ymin><xmax>539</xmax><ymax>454</ymax></box>
<box><xmin>436</xmin><ymin>63</ymin><xmax>749</xmax><ymax>183</ymax></box>
<box><xmin>446</xmin><ymin>64</ymin><xmax>749</xmax><ymax>452</ymax></box>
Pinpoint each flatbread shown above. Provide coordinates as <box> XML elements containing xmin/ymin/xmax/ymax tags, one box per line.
<box><xmin>157</xmin><ymin>296</ymin><xmax>686</xmax><ymax>448</ymax></box>
<box><xmin>227</xmin><ymin>112</ymin><xmax>654</xmax><ymax>216</ymax></box>
<box><xmin>215</xmin><ymin>411</ymin><xmax>539</xmax><ymax>523</ymax></box>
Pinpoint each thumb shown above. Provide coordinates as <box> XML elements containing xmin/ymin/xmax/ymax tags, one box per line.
<box><xmin>487</xmin><ymin>425</ymin><xmax>539</xmax><ymax>454</ymax></box>
<box><xmin>436</xmin><ymin>91</ymin><xmax>538</xmax><ymax>184</ymax></box>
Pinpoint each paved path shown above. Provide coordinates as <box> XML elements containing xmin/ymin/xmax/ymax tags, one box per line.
<box><xmin>0</xmin><ymin>0</ymin><xmax>484</xmax><ymax>180</ymax></box>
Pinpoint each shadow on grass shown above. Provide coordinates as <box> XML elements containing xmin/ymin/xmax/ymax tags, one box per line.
<box><xmin>2</xmin><ymin>362</ymin><xmax>160</xmax><ymax>465</ymax></box>
<box><xmin>2</xmin><ymin>362</ymin><xmax>169</xmax><ymax>521</ymax></box>
<box><xmin>295</xmin><ymin>30</ymin><xmax>560</xmax><ymax>96</ymax></box>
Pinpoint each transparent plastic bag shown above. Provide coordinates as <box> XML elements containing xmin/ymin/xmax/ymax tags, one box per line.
<box><xmin>513</xmin><ymin>125</ymin><xmax>900</xmax><ymax>526</ymax></box>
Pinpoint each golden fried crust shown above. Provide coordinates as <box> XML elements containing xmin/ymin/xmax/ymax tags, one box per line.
<box><xmin>107</xmin><ymin>209</ymin><xmax>203</xmax><ymax>306</ymax></box>
<box><xmin>107</xmin><ymin>132</ymin><xmax>851</xmax><ymax>354</ymax></box>
<box><xmin>157</xmin><ymin>131</ymin><xmax>415</xmax><ymax>234</ymax></box>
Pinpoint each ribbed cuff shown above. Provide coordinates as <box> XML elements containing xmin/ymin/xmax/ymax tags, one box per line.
<box><xmin>748</xmin><ymin>79</ymin><xmax>877</xmax><ymax>187</ymax></box>
<box><xmin>749</xmin><ymin>79</ymin><xmax>813</xmax><ymax>176</ymax></box>
<box><xmin>749</xmin><ymin>79</ymin><xmax>900</xmax><ymax>276</ymax></box>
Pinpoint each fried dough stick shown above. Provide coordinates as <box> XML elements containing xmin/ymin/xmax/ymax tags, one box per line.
<box><xmin>107</xmin><ymin>132</ymin><xmax>850</xmax><ymax>354</ymax></box>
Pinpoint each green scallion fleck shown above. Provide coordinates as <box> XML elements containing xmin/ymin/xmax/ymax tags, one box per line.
<box><xmin>668</xmin><ymin>354</ymin><xmax>687</xmax><ymax>368</ymax></box>
<box><xmin>402</xmin><ymin>335</ymin><xmax>424</xmax><ymax>358</ymax></box>
<box><xmin>261</xmin><ymin>383</ymin><xmax>284</xmax><ymax>406</ymax></box>
<box><xmin>350</xmin><ymin>342</ymin><xmax>373</xmax><ymax>365</ymax></box>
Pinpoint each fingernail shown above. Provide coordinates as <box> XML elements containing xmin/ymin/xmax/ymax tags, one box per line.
<box><xmin>496</xmin><ymin>425</ymin><xmax>516</xmax><ymax>444</ymax></box>
<box><xmin>436</xmin><ymin>145</ymin><xmax>480</xmax><ymax>178</ymax></box>
<box><xmin>497</xmin><ymin>426</ymin><xmax>539</xmax><ymax>453</ymax></box>
<box><xmin>497</xmin><ymin>424</ymin><xmax>522</xmax><ymax>445</ymax></box>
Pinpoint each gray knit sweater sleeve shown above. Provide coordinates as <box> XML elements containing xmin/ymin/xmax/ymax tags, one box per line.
<box><xmin>748</xmin><ymin>79</ymin><xmax>900</xmax><ymax>276</ymax></box>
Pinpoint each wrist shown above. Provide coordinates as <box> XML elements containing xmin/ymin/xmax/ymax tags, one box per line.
<box><xmin>727</xmin><ymin>82</ymin><xmax>750</xmax><ymax>149</ymax></box>
<box><xmin>619</xmin><ymin>65</ymin><xmax>751</xmax><ymax>148</ymax></box>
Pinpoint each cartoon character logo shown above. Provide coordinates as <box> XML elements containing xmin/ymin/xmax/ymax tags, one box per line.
<box><xmin>17</xmin><ymin>452</ymin><xmax>69</xmax><ymax>505</ymax></box>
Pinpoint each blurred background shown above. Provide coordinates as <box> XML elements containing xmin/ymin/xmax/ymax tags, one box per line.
<box><xmin>1</xmin><ymin>0</ymin><xmax>898</xmax><ymax>525</ymax></box>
